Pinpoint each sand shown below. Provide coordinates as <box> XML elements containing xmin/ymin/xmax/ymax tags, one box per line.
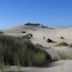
<box><xmin>2</xmin><ymin>25</ymin><xmax>72</xmax><ymax>72</ymax></box>
<box><xmin>2</xmin><ymin>60</ymin><xmax>72</xmax><ymax>72</ymax></box>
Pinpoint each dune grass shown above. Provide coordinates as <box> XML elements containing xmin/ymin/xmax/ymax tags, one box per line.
<box><xmin>70</xmin><ymin>44</ymin><xmax>72</xmax><ymax>47</ymax></box>
<box><xmin>56</xmin><ymin>42</ymin><xmax>69</xmax><ymax>47</ymax></box>
<box><xmin>0</xmin><ymin>34</ymin><xmax>51</xmax><ymax>67</ymax></box>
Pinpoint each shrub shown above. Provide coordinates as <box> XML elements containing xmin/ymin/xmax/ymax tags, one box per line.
<box><xmin>0</xmin><ymin>35</ymin><xmax>51</xmax><ymax>67</ymax></box>
<box><xmin>47</xmin><ymin>38</ymin><xmax>55</xmax><ymax>43</ymax></box>
<box><xmin>25</xmin><ymin>23</ymin><xmax>40</xmax><ymax>26</ymax></box>
<box><xmin>22</xmin><ymin>33</ymin><xmax>33</xmax><ymax>39</ymax></box>
<box><xmin>21</xmin><ymin>31</ymin><xmax>26</xmax><ymax>33</ymax></box>
<box><xmin>27</xmin><ymin>33</ymin><xmax>33</xmax><ymax>37</ymax></box>
<box><xmin>22</xmin><ymin>35</ymin><xmax>30</xmax><ymax>39</ymax></box>
<box><xmin>60</xmin><ymin>36</ymin><xmax>64</xmax><ymax>39</ymax></box>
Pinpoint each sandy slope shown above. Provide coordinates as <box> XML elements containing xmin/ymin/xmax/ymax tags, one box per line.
<box><xmin>4</xmin><ymin>26</ymin><xmax>72</xmax><ymax>59</ymax></box>
<box><xmin>2</xmin><ymin>60</ymin><xmax>72</xmax><ymax>72</ymax></box>
<box><xmin>3</xmin><ymin>25</ymin><xmax>72</xmax><ymax>72</ymax></box>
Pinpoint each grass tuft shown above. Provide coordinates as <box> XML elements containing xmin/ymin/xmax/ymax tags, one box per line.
<box><xmin>56</xmin><ymin>42</ymin><xmax>69</xmax><ymax>47</ymax></box>
<box><xmin>0</xmin><ymin>34</ymin><xmax>51</xmax><ymax>67</ymax></box>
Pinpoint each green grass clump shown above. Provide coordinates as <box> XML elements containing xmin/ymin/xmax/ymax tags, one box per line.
<box><xmin>70</xmin><ymin>44</ymin><xmax>72</xmax><ymax>47</ymax></box>
<box><xmin>32</xmin><ymin>51</ymin><xmax>47</xmax><ymax>66</ymax></box>
<box><xmin>56</xmin><ymin>42</ymin><xmax>69</xmax><ymax>47</ymax></box>
<box><xmin>0</xmin><ymin>35</ymin><xmax>51</xmax><ymax>67</ymax></box>
<box><xmin>22</xmin><ymin>33</ymin><xmax>33</xmax><ymax>39</ymax></box>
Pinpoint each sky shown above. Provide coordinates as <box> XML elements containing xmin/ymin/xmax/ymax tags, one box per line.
<box><xmin>0</xmin><ymin>0</ymin><xmax>72</xmax><ymax>30</ymax></box>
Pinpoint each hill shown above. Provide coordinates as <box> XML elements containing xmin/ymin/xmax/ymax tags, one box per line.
<box><xmin>1</xmin><ymin>23</ymin><xmax>72</xmax><ymax>72</ymax></box>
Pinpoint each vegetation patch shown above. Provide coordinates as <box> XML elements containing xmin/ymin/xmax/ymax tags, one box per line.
<box><xmin>56</xmin><ymin>42</ymin><xmax>69</xmax><ymax>47</ymax></box>
<box><xmin>47</xmin><ymin>38</ymin><xmax>55</xmax><ymax>43</ymax></box>
<box><xmin>22</xmin><ymin>33</ymin><xmax>33</xmax><ymax>39</ymax></box>
<box><xmin>60</xmin><ymin>36</ymin><xmax>64</xmax><ymax>39</ymax></box>
<box><xmin>69</xmin><ymin>44</ymin><xmax>72</xmax><ymax>47</ymax></box>
<box><xmin>0</xmin><ymin>35</ymin><xmax>51</xmax><ymax>67</ymax></box>
<box><xmin>21</xmin><ymin>31</ymin><xmax>26</xmax><ymax>33</ymax></box>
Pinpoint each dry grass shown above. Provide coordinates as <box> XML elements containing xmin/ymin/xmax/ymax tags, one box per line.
<box><xmin>56</xmin><ymin>42</ymin><xmax>69</xmax><ymax>47</ymax></box>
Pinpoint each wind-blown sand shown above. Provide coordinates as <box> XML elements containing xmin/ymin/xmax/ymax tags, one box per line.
<box><xmin>2</xmin><ymin>25</ymin><xmax>72</xmax><ymax>72</ymax></box>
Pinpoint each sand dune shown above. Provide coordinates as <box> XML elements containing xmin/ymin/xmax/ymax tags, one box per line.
<box><xmin>2</xmin><ymin>60</ymin><xmax>72</xmax><ymax>72</ymax></box>
<box><xmin>4</xmin><ymin>26</ymin><xmax>72</xmax><ymax>59</ymax></box>
<box><xmin>3</xmin><ymin>25</ymin><xmax>72</xmax><ymax>72</ymax></box>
